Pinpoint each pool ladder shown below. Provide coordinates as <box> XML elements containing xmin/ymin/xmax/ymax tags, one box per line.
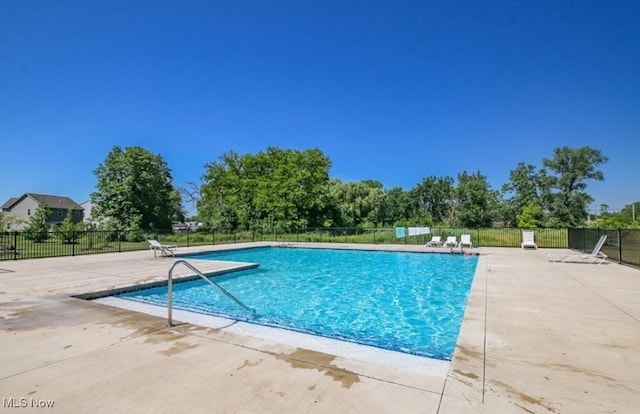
<box><xmin>167</xmin><ymin>259</ymin><xmax>253</xmax><ymax>327</ymax></box>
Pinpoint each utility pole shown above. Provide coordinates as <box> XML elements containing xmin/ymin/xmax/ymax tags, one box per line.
<box><xmin>633</xmin><ymin>203</ymin><xmax>636</xmax><ymax>222</ymax></box>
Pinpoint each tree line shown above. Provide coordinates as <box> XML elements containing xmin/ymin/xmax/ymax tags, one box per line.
<box><xmin>4</xmin><ymin>144</ymin><xmax>636</xmax><ymax>238</ymax></box>
<box><xmin>77</xmin><ymin>144</ymin><xmax>636</xmax><ymax>233</ymax></box>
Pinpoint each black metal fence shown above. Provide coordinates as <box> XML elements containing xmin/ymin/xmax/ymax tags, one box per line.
<box><xmin>270</xmin><ymin>227</ymin><xmax>569</xmax><ymax>248</ymax></box>
<box><xmin>1</xmin><ymin>227</ymin><xmax>571</xmax><ymax>261</ymax></box>
<box><xmin>0</xmin><ymin>229</ymin><xmax>254</xmax><ymax>261</ymax></box>
<box><xmin>568</xmin><ymin>228</ymin><xmax>640</xmax><ymax>267</ymax></box>
<box><xmin>3</xmin><ymin>227</ymin><xmax>638</xmax><ymax>266</ymax></box>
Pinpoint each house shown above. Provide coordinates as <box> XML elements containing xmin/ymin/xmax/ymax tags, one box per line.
<box><xmin>80</xmin><ymin>201</ymin><xmax>96</xmax><ymax>223</ymax></box>
<box><xmin>1</xmin><ymin>193</ymin><xmax>84</xmax><ymax>230</ymax></box>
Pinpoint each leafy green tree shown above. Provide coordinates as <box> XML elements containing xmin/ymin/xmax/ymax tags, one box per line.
<box><xmin>516</xmin><ymin>202</ymin><xmax>543</xmax><ymax>228</ymax></box>
<box><xmin>455</xmin><ymin>171</ymin><xmax>498</xmax><ymax>228</ymax></box>
<box><xmin>24</xmin><ymin>203</ymin><xmax>50</xmax><ymax>241</ymax></box>
<box><xmin>320</xmin><ymin>179</ymin><xmax>343</xmax><ymax>227</ymax></box>
<box><xmin>590</xmin><ymin>213</ymin><xmax>625</xmax><ymax>228</ymax></box>
<box><xmin>543</xmin><ymin>146</ymin><xmax>608</xmax><ymax>227</ymax></box>
<box><xmin>253</xmin><ymin>148</ymin><xmax>332</xmax><ymax>228</ymax></box>
<box><xmin>619</xmin><ymin>201</ymin><xmax>640</xmax><ymax>224</ymax></box>
<box><xmin>590</xmin><ymin>201</ymin><xmax>640</xmax><ymax>228</ymax></box>
<box><xmin>0</xmin><ymin>212</ymin><xmax>6</xmax><ymax>231</ymax></box>
<box><xmin>126</xmin><ymin>214</ymin><xmax>146</xmax><ymax>242</ymax></box>
<box><xmin>501</xmin><ymin>163</ymin><xmax>548</xmax><ymax>227</ymax></box>
<box><xmin>381</xmin><ymin>187</ymin><xmax>414</xmax><ymax>226</ymax></box>
<box><xmin>0</xmin><ymin>212</ymin><xmax>26</xmax><ymax>231</ymax></box>
<box><xmin>200</xmin><ymin>147</ymin><xmax>331</xmax><ymax>231</ymax></box>
<box><xmin>360</xmin><ymin>180</ymin><xmax>388</xmax><ymax>226</ymax></box>
<box><xmin>56</xmin><ymin>209</ymin><xmax>83</xmax><ymax>243</ymax></box>
<box><xmin>410</xmin><ymin>176</ymin><xmax>455</xmax><ymax>224</ymax></box>
<box><xmin>200</xmin><ymin>151</ymin><xmax>252</xmax><ymax>230</ymax></box>
<box><xmin>92</xmin><ymin>146</ymin><xmax>184</xmax><ymax>230</ymax></box>
<box><xmin>327</xmin><ymin>180</ymin><xmax>388</xmax><ymax>227</ymax></box>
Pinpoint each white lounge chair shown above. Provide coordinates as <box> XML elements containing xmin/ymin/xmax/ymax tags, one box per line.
<box><xmin>444</xmin><ymin>236</ymin><xmax>458</xmax><ymax>248</ymax></box>
<box><xmin>425</xmin><ymin>236</ymin><xmax>443</xmax><ymax>247</ymax></box>
<box><xmin>276</xmin><ymin>239</ymin><xmax>293</xmax><ymax>247</ymax></box>
<box><xmin>547</xmin><ymin>235</ymin><xmax>608</xmax><ymax>265</ymax></box>
<box><xmin>460</xmin><ymin>234</ymin><xmax>473</xmax><ymax>248</ymax></box>
<box><xmin>521</xmin><ymin>230</ymin><xmax>537</xmax><ymax>249</ymax></box>
<box><xmin>148</xmin><ymin>239</ymin><xmax>177</xmax><ymax>258</ymax></box>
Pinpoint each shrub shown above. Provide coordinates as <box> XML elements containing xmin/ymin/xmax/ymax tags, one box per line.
<box><xmin>55</xmin><ymin>210</ymin><xmax>83</xmax><ymax>244</ymax></box>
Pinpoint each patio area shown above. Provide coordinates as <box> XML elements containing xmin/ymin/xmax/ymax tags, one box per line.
<box><xmin>1</xmin><ymin>243</ymin><xmax>639</xmax><ymax>413</ymax></box>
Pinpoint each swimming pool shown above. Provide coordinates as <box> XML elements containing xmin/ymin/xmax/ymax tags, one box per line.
<box><xmin>118</xmin><ymin>247</ymin><xmax>478</xmax><ymax>360</ymax></box>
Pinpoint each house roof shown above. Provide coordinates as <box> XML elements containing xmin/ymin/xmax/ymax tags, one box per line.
<box><xmin>1</xmin><ymin>197</ymin><xmax>19</xmax><ymax>210</ymax></box>
<box><xmin>3</xmin><ymin>193</ymin><xmax>84</xmax><ymax>211</ymax></box>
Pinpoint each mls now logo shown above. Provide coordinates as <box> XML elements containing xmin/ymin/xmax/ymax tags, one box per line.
<box><xmin>3</xmin><ymin>397</ymin><xmax>55</xmax><ymax>408</ymax></box>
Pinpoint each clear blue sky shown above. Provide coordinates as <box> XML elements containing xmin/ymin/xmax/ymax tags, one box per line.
<box><xmin>2</xmin><ymin>1</ymin><xmax>638</xmax><ymax>215</ymax></box>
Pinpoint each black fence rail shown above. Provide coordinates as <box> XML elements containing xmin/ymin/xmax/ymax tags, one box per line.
<box><xmin>4</xmin><ymin>227</ymin><xmax>638</xmax><ymax>265</ymax></box>
<box><xmin>0</xmin><ymin>229</ymin><xmax>256</xmax><ymax>261</ymax></box>
<box><xmin>0</xmin><ymin>230</ymin><xmax>153</xmax><ymax>261</ymax></box>
<box><xmin>2</xmin><ymin>227</ymin><xmax>571</xmax><ymax>261</ymax></box>
<box><xmin>273</xmin><ymin>227</ymin><xmax>569</xmax><ymax>248</ymax></box>
<box><xmin>568</xmin><ymin>228</ymin><xmax>640</xmax><ymax>267</ymax></box>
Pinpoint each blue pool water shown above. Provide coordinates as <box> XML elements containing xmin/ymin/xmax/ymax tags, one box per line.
<box><xmin>118</xmin><ymin>247</ymin><xmax>478</xmax><ymax>360</ymax></box>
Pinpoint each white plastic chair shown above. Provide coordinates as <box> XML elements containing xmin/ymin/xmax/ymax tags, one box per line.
<box><xmin>425</xmin><ymin>236</ymin><xmax>443</xmax><ymax>247</ymax></box>
<box><xmin>547</xmin><ymin>235</ymin><xmax>608</xmax><ymax>265</ymax></box>
<box><xmin>148</xmin><ymin>239</ymin><xmax>177</xmax><ymax>258</ymax></box>
<box><xmin>521</xmin><ymin>230</ymin><xmax>537</xmax><ymax>249</ymax></box>
<box><xmin>444</xmin><ymin>236</ymin><xmax>458</xmax><ymax>248</ymax></box>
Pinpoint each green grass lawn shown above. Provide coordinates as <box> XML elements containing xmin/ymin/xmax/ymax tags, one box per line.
<box><xmin>281</xmin><ymin>228</ymin><xmax>568</xmax><ymax>248</ymax></box>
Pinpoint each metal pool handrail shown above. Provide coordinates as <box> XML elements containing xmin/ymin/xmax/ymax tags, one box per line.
<box><xmin>167</xmin><ymin>259</ymin><xmax>253</xmax><ymax>327</ymax></box>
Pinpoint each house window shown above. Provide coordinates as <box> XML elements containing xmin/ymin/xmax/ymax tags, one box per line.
<box><xmin>59</xmin><ymin>209</ymin><xmax>63</xmax><ymax>217</ymax></box>
<box><xmin>27</xmin><ymin>209</ymin><xmax>31</xmax><ymax>216</ymax></box>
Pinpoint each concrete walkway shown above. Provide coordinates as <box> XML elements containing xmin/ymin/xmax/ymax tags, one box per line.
<box><xmin>1</xmin><ymin>243</ymin><xmax>639</xmax><ymax>413</ymax></box>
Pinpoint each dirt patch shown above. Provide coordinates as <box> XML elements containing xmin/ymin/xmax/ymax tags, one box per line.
<box><xmin>237</xmin><ymin>358</ymin><xmax>264</xmax><ymax>370</ymax></box>
<box><xmin>489</xmin><ymin>379</ymin><xmax>560</xmax><ymax>413</ymax></box>
<box><xmin>144</xmin><ymin>329</ymin><xmax>188</xmax><ymax>344</ymax></box>
<box><xmin>276</xmin><ymin>348</ymin><xmax>360</xmax><ymax>389</ymax></box>
<box><xmin>546</xmin><ymin>363</ymin><xmax>616</xmax><ymax>382</ymax></box>
<box><xmin>455</xmin><ymin>345</ymin><xmax>483</xmax><ymax>360</ymax></box>
<box><xmin>159</xmin><ymin>341</ymin><xmax>199</xmax><ymax>356</ymax></box>
<box><xmin>453</xmin><ymin>369</ymin><xmax>480</xmax><ymax>380</ymax></box>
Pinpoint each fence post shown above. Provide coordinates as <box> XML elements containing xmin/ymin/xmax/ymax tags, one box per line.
<box><xmin>187</xmin><ymin>229</ymin><xmax>190</xmax><ymax>247</ymax></box>
<box><xmin>373</xmin><ymin>229</ymin><xmax>376</xmax><ymax>244</ymax></box>
<box><xmin>618</xmin><ymin>228</ymin><xmax>622</xmax><ymax>264</ymax></box>
<box><xmin>13</xmin><ymin>231</ymin><xmax>18</xmax><ymax>261</ymax></box>
<box><xmin>72</xmin><ymin>231</ymin><xmax>76</xmax><ymax>256</ymax></box>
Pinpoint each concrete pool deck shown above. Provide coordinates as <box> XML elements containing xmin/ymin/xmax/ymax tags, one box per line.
<box><xmin>0</xmin><ymin>243</ymin><xmax>639</xmax><ymax>413</ymax></box>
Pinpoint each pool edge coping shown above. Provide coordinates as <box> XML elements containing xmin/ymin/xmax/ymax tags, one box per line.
<box><xmin>73</xmin><ymin>262</ymin><xmax>259</xmax><ymax>300</ymax></box>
